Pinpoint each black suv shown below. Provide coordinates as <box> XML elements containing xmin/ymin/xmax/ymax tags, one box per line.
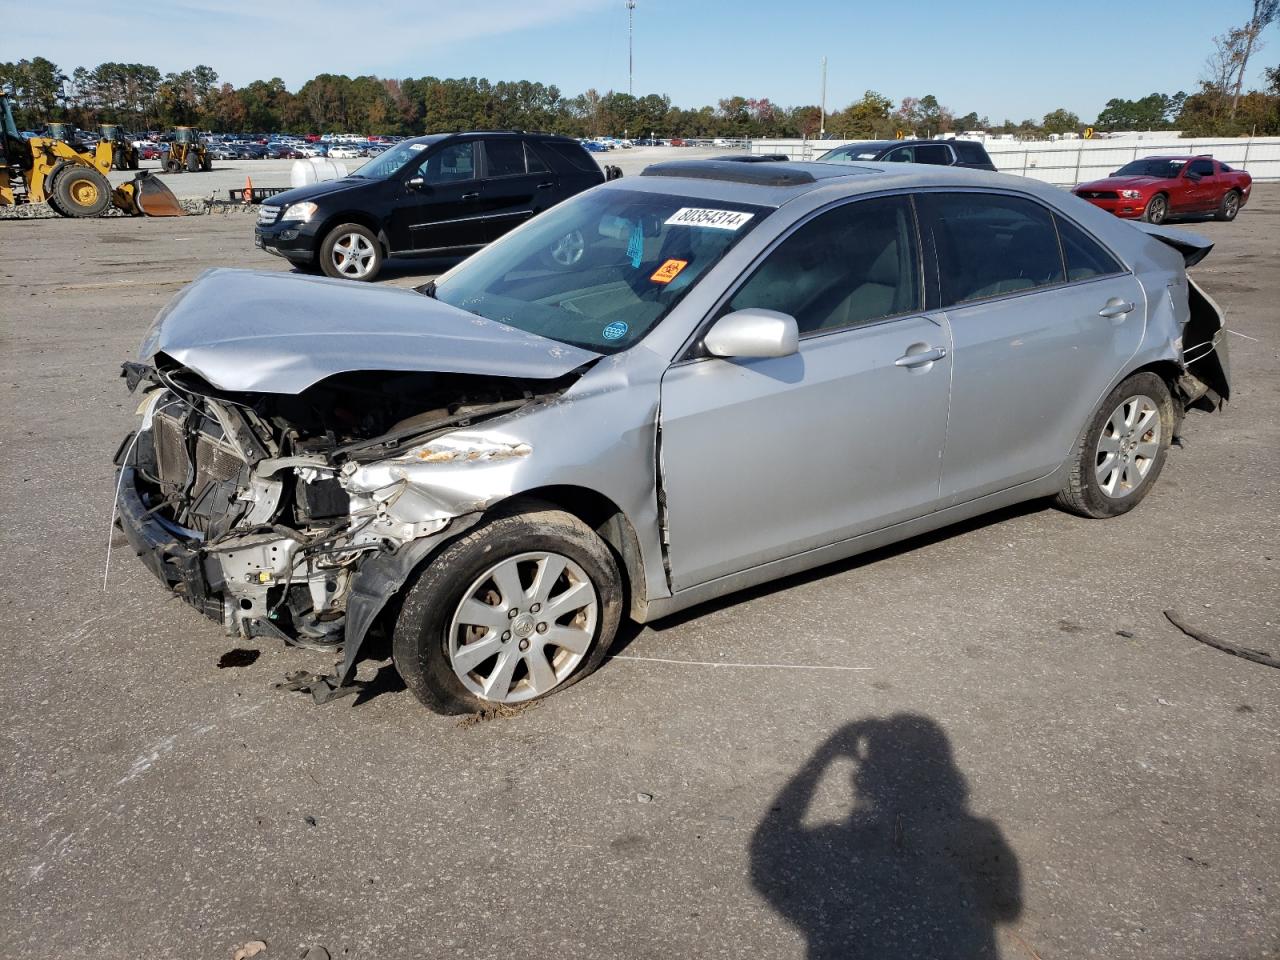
<box><xmin>255</xmin><ymin>131</ymin><xmax>607</xmax><ymax>281</ymax></box>
<box><xmin>816</xmin><ymin>138</ymin><xmax>996</xmax><ymax>171</ymax></box>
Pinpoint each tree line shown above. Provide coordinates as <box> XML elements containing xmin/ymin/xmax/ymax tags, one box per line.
<box><xmin>2</xmin><ymin>46</ymin><xmax>1277</xmax><ymax>141</ymax></box>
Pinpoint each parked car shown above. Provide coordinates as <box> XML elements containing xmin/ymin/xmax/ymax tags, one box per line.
<box><xmin>207</xmin><ymin>145</ymin><xmax>239</xmax><ymax>161</ymax></box>
<box><xmin>1072</xmin><ymin>155</ymin><xmax>1251</xmax><ymax>224</ymax></box>
<box><xmin>582</xmin><ymin>140</ymin><xmax>607</xmax><ymax>153</ymax></box>
<box><xmin>817</xmin><ymin>139</ymin><xmax>997</xmax><ymax>171</ymax></box>
<box><xmin>267</xmin><ymin>144</ymin><xmax>303</xmax><ymax>159</ymax></box>
<box><xmin>255</xmin><ymin>131</ymin><xmax>607</xmax><ymax>281</ymax></box>
<box><xmin>327</xmin><ymin>145</ymin><xmax>362</xmax><ymax>159</ymax></box>
<box><xmin>120</xmin><ymin>158</ymin><xmax>1228</xmax><ymax>713</ymax></box>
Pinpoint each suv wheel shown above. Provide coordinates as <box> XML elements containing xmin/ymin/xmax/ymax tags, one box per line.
<box><xmin>1056</xmin><ymin>372</ymin><xmax>1175</xmax><ymax>519</ymax></box>
<box><xmin>320</xmin><ymin>223</ymin><xmax>383</xmax><ymax>281</ymax></box>
<box><xmin>393</xmin><ymin>506</ymin><xmax>623</xmax><ymax>714</ymax></box>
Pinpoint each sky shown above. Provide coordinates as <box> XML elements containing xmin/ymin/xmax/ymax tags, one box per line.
<box><xmin>11</xmin><ymin>0</ymin><xmax>1278</xmax><ymax>122</ymax></box>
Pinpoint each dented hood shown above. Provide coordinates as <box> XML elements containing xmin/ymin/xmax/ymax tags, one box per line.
<box><xmin>138</xmin><ymin>268</ymin><xmax>601</xmax><ymax>394</ymax></box>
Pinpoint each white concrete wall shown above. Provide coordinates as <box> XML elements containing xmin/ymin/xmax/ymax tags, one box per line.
<box><xmin>749</xmin><ymin>137</ymin><xmax>1280</xmax><ymax>184</ymax></box>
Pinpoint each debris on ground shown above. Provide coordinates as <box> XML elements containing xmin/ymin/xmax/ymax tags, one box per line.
<box><xmin>232</xmin><ymin>941</ymin><xmax>267</xmax><ymax>960</ymax></box>
<box><xmin>301</xmin><ymin>948</ymin><xmax>330</xmax><ymax>960</ymax></box>
<box><xmin>1115</xmin><ymin>630</ymin><xmax>1136</xmax><ymax>639</ymax></box>
<box><xmin>454</xmin><ymin>702</ymin><xmax>539</xmax><ymax>728</ymax></box>
<box><xmin>1164</xmin><ymin>610</ymin><xmax>1280</xmax><ymax>669</ymax></box>
<box><xmin>637</xmin><ymin>792</ymin><xmax>654</xmax><ymax>804</ymax></box>
<box><xmin>304</xmin><ymin>815</ymin><xmax>317</xmax><ymax>827</ymax></box>
<box><xmin>218</xmin><ymin>648</ymin><xmax>260</xmax><ymax>668</ymax></box>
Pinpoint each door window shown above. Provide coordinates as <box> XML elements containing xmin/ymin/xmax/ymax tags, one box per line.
<box><xmin>921</xmin><ymin>192</ymin><xmax>1065</xmax><ymax>305</ymax></box>
<box><xmin>884</xmin><ymin>146</ymin><xmax>914</xmax><ymax>162</ymax></box>
<box><xmin>484</xmin><ymin>139</ymin><xmax>527</xmax><ymax>177</ymax></box>
<box><xmin>1054</xmin><ymin>214</ymin><xmax>1124</xmax><ymax>281</ymax></box>
<box><xmin>419</xmin><ymin>142</ymin><xmax>476</xmax><ymax>183</ymax></box>
<box><xmin>913</xmin><ymin>143</ymin><xmax>953</xmax><ymax>165</ymax></box>
<box><xmin>726</xmin><ymin>196</ymin><xmax>922</xmax><ymax>336</ymax></box>
<box><xmin>524</xmin><ymin>142</ymin><xmax>550</xmax><ymax>174</ymax></box>
<box><xmin>1188</xmin><ymin>158</ymin><xmax>1214</xmax><ymax>177</ymax></box>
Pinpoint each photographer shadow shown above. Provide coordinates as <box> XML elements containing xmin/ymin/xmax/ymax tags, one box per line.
<box><xmin>751</xmin><ymin>715</ymin><xmax>1022</xmax><ymax>959</ymax></box>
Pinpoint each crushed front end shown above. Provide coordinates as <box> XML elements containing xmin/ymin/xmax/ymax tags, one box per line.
<box><xmin>114</xmin><ymin>358</ymin><xmax>562</xmax><ymax>699</ymax></box>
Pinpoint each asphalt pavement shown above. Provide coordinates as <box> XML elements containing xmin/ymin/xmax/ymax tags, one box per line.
<box><xmin>1</xmin><ymin>183</ymin><xmax>1277</xmax><ymax>960</ymax></box>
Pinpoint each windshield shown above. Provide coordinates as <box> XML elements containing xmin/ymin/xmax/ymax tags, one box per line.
<box><xmin>350</xmin><ymin>137</ymin><xmax>442</xmax><ymax>178</ymax></box>
<box><xmin>1114</xmin><ymin>158</ymin><xmax>1186</xmax><ymax>179</ymax></box>
<box><xmin>434</xmin><ymin>188</ymin><xmax>769</xmax><ymax>353</ymax></box>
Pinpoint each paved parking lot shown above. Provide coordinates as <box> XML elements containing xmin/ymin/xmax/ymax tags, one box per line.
<box><xmin>2</xmin><ymin>184</ymin><xmax>1277</xmax><ymax>959</ymax></box>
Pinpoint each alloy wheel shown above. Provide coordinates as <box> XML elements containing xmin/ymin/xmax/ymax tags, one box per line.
<box><xmin>447</xmin><ymin>551</ymin><xmax>598</xmax><ymax>703</ymax></box>
<box><xmin>1094</xmin><ymin>394</ymin><xmax>1161</xmax><ymax>498</ymax></box>
<box><xmin>551</xmin><ymin>229</ymin><xmax>586</xmax><ymax>266</ymax></box>
<box><xmin>330</xmin><ymin>232</ymin><xmax>376</xmax><ymax>278</ymax></box>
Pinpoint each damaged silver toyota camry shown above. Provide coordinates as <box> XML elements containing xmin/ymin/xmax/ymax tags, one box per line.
<box><xmin>115</xmin><ymin>159</ymin><xmax>1230</xmax><ymax>713</ymax></box>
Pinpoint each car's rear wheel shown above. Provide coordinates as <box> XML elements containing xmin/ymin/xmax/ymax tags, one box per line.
<box><xmin>393</xmin><ymin>507</ymin><xmax>622</xmax><ymax>714</ymax></box>
<box><xmin>1056</xmin><ymin>372</ymin><xmax>1175</xmax><ymax>519</ymax></box>
<box><xmin>1215</xmin><ymin>190</ymin><xmax>1240</xmax><ymax>222</ymax></box>
<box><xmin>1142</xmin><ymin>194</ymin><xmax>1169</xmax><ymax>224</ymax></box>
<box><xmin>319</xmin><ymin>223</ymin><xmax>382</xmax><ymax>281</ymax></box>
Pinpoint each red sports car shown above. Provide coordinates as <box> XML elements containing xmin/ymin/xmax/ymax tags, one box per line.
<box><xmin>1073</xmin><ymin>155</ymin><xmax>1251</xmax><ymax>224</ymax></box>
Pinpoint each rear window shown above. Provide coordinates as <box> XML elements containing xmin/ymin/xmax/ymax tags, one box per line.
<box><xmin>1054</xmin><ymin>214</ymin><xmax>1124</xmax><ymax>281</ymax></box>
<box><xmin>953</xmin><ymin>141</ymin><xmax>990</xmax><ymax>163</ymax></box>
<box><xmin>484</xmin><ymin>138</ymin><xmax>527</xmax><ymax>177</ymax></box>
<box><xmin>913</xmin><ymin>143</ymin><xmax>953</xmax><ymax>165</ymax></box>
<box><xmin>538</xmin><ymin>140</ymin><xmax>601</xmax><ymax>175</ymax></box>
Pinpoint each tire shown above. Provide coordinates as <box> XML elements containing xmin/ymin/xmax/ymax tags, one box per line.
<box><xmin>43</xmin><ymin>164</ymin><xmax>68</xmax><ymax>215</ymax></box>
<box><xmin>50</xmin><ymin>165</ymin><xmax>112</xmax><ymax>218</ymax></box>
<box><xmin>165</xmin><ymin>158</ymin><xmax>181</xmax><ymax>174</ymax></box>
<box><xmin>129</xmin><ymin>154</ymin><xmax>139</xmax><ymax>171</ymax></box>
<box><xmin>319</xmin><ymin>223</ymin><xmax>383</xmax><ymax>281</ymax></box>
<box><xmin>1055</xmin><ymin>372</ymin><xmax>1176</xmax><ymax>519</ymax></box>
<box><xmin>185</xmin><ymin>150</ymin><xmax>200</xmax><ymax>173</ymax></box>
<box><xmin>393</xmin><ymin>506</ymin><xmax>623</xmax><ymax>714</ymax></box>
<box><xmin>1141</xmin><ymin>194</ymin><xmax>1169</xmax><ymax>224</ymax></box>
<box><xmin>201</xmin><ymin>152</ymin><xmax>212</xmax><ymax>172</ymax></box>
<box><xmin>1214</xmin><ymin>190</ymin><xmax>1240</xmax><ymax>222</ymax></box>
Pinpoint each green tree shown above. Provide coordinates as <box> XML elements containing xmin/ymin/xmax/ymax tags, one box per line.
<box><xmin>1041</xmin><ymin>108</ymin><xmax>1080</xmax><ymax>135</ymax></box>
<box><xmin>829</xmin><ymin>90</ymin><xmax>893</xmax><ymax>138</ymax></box>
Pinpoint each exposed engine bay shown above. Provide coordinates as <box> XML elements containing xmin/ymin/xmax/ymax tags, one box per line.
<box><xmin>116</xmin><ymin>355</ymin><xmax>574</xmax><ymax>673</ymax></box>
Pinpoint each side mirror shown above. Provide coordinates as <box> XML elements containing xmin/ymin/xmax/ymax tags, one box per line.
<box><xmin>406</xmin><ymin>176</ymin><xmax>429</xmax><ymax>191</ymax></box>
<box><xmin>704</xmin><ymin>308</ymin><xmax>799</xmax><ymax>359</ymax></box>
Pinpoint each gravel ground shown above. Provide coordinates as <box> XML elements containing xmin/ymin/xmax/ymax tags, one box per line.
<box><xmin>1</xmin><ymin>183</ymin><xmax>1277</xmax><ymax>960</ymax></box>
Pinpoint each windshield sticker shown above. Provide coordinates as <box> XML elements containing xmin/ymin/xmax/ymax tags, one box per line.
<box><xmin>409</xmin><ymin>143</ymin><xmax>428</xmax><ymax>152</ymax></box>
<box><xmin>602</xmin><ymin>321</ymin><xmax>629</xmax><ymax>341</ymax></box>
<box><xmin>665</xmin><ymin>207</ymin><xmax>754</xmax><ymax>231</ymax></box>
<box><xmin>650</xmin><ymin>259</ymin><xmax>689</xmax><ymax>284</ymax></box>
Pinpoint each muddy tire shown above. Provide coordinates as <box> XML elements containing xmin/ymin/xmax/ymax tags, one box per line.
<box><xmin>1214</xmin><ymin>190</ymin><xmax>1240</xmax><ymax>222</ymax></box>
<box><xmin>185</xmin><ymin>150</ymin><xmax>200</xmax><ymax>173</ymax></box>
<box><xmin>393</xmin><ymin>506</ymin><xmax>623</xmax><ymax>714</ymax></box>
<box><xmin>50</xmin><ymin>165</ymin><xmax>112</xmax><ymax>218</ymax></box>
<box><xmin>165</xmin><ymin>158</ymin><xmax>181</xmax><ymax>174</ymax></box>
<box><xmin>1055</xmin><ymin>372</ymin><xmax>1175</xmax><ymax>519</ymax></box>
<box><xmin>319</xmin><ymin>223</ymin><xmax>383</xmax><ymax>281</ymax></box>
<box><xmin>1141</xmin><ymin>193</ymin><xmax>1169</xmax><ymax>224</ymax></box>
<box><xmin>201</xmin><ymin>152</ymin><xmax>212</xmax><ymax>172</ymax></box>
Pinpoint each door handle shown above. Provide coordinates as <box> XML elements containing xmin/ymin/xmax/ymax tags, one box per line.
<box><xmin>1098</xmin><ymin>299</ymin><xmax>1135</xmax><ymax>319</ymax></box>
<box><xmin>536</xmin><ymin>182</ymin><xmax>555</xmax><ymax>189</ymax></box>
<box><xmin>460</xmin><ymin>192</ymin><xmax>480</xmax><ymax>201</ymax></box>
<box><xmin>894</xmin><ymin>346</ymin><xmax>947</xmax><ymax>367</ymax></box>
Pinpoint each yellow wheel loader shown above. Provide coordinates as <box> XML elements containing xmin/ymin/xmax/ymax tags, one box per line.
<box><xmin>161</xmin><ymin>127</ymin><xmax>211</xmax><ymax>173</ymax></box>
<box><xmin>1</xmin><ymin>94</ymin><xmax>183</xmax><ymax>217</ymax></box>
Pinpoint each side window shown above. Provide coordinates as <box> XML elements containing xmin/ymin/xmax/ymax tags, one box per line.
<box><xmin>726</xmin><ymin>196</ymin><xmax>921</xmax><ymax>336</ymax></box>
<box><xmin>1054</xmin><ymin>214</ymin><xmax>1124</xmax><ymax>281</ymax></box>
<box><xmin>953</xmin><ymin>141</ymin><xmax>988</xmax><ymax>164</ymax></box>
<box><xmin>884</xmin><ymin>146</ymin><xmax>914</xmax><ymax>163</ymax></box>
<box><xmin>1188</xmin><ymin>158</ymin><xmax>1214</xmax><ymax>177</ymax></box>
<box><xmin>484</xmin><ymin>138</ymin><xmax>527</xmax><ymax>177</ymax></box>
<box><xmin>419</xmin><ymin>142</ymin><xmax>475</xmax><ymax>183</ymax></box>
<box><xmin>914</xmin><ymin>143</ymin><xmax>953</xmax><ymax>165</ymax></box>
<box><xmin>524</xmin><ymin>142</ymin><xmax>550</xmax><ymax>174</ymax></box>
<box><xmin>921</xmin><ymin>192</ymin><xmax>1065</xmax><ymax>305</ymax></box>
<box><xmin>539</xmin><ymin>140</ymin><xmax>599</xmax><ymax>174</ymax></box>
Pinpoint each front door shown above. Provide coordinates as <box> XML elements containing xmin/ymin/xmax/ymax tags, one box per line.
<box><xmin>659</xmin><ymin>195</ymin><xmax>953</xmax><ymax>590</ymax></box>
<box><xmin>388</xmin><ymin>140</ymin><xmax>487</xmax><ymax>253</ymax></box>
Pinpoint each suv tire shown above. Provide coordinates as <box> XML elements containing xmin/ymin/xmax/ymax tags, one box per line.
<box><xmin>319</xmin><ymin>223</ymin><xmax>383</xmax><ymax>281</ymax></box>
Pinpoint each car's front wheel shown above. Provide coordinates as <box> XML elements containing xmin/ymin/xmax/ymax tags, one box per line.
<box><xmin>393</xmin><ymin>507</ymin><xmax>623</xmax><ymax>714</ymax></box>
<box><xmin>1056</xmin><ymin>372</ymin><xmax>1175</xmax><ymax>519</ymax></box>
<box><xmin>319</xmin><ymin>223</ymin><xmax>383</xmax><ymax>281</ymax></box>
<box><xmin>1142</xmin><ymin>194</ymin><xmax>1169</xmax><ymax>224</ymax></box>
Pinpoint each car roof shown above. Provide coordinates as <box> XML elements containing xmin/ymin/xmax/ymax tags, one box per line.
<box><xmin>614</xmin><ymin>159</ymin><xmax>1062</xmax><ymax>209</ymax></box>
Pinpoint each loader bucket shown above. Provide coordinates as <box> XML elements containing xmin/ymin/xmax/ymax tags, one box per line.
<box><xmin>114</xmin><ymin>171</ymin><xmax>184</xmax><ymax>217</ymax></box>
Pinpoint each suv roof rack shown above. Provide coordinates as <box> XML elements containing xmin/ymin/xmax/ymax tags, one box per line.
<box><xmin>640</xmin><ymin>159</ymin><xmax>816</xmax><ymax>186</ymax></box>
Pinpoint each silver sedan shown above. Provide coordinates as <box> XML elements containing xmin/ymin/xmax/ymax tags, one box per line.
<box><xmin>115</xmin><ymin>158</ymin><xmax>1230</xmax><ymax>712</ymax></box>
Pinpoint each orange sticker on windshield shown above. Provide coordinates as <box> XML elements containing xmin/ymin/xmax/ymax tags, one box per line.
<box><xmin>651</xmin><ymin>259</ymin><xmax>688</xmax><ymax>284</ymax></box>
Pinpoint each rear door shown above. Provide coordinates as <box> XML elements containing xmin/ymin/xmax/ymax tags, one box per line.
<box><xmin>918</xmin><ymin>191</ymin><xmax>1145</xmax><ymax>504</ymax></box>
<box><xmin>659</xmin><ymin>194</ymin><xmax>953</xmax><ymax>589</ymax></box>
<box><xmin>478</xmin><ymin>137</ymin><xmax>552</xmax><ymax>242</ymax></box>
<box><xmin>913</xmin><ymin>143</ymin><xmax>955</xmax><ymax>166</ymax></box>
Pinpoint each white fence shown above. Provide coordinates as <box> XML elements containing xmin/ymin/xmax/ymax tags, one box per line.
<box><xmin>748</xmin><ymin>137</ymin><xmax>1280</xmax><ymax>185</ymax></box>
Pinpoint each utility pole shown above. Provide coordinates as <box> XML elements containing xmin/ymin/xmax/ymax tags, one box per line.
<box><xmin>627</xmin><ymin>1</ymin><xmax>637</xmax><ymax>97</ymax></box>
<box><xmin>819</xmin><ymin>56</ymin><xmax>827</xmax><ymax>139</ymax></box>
